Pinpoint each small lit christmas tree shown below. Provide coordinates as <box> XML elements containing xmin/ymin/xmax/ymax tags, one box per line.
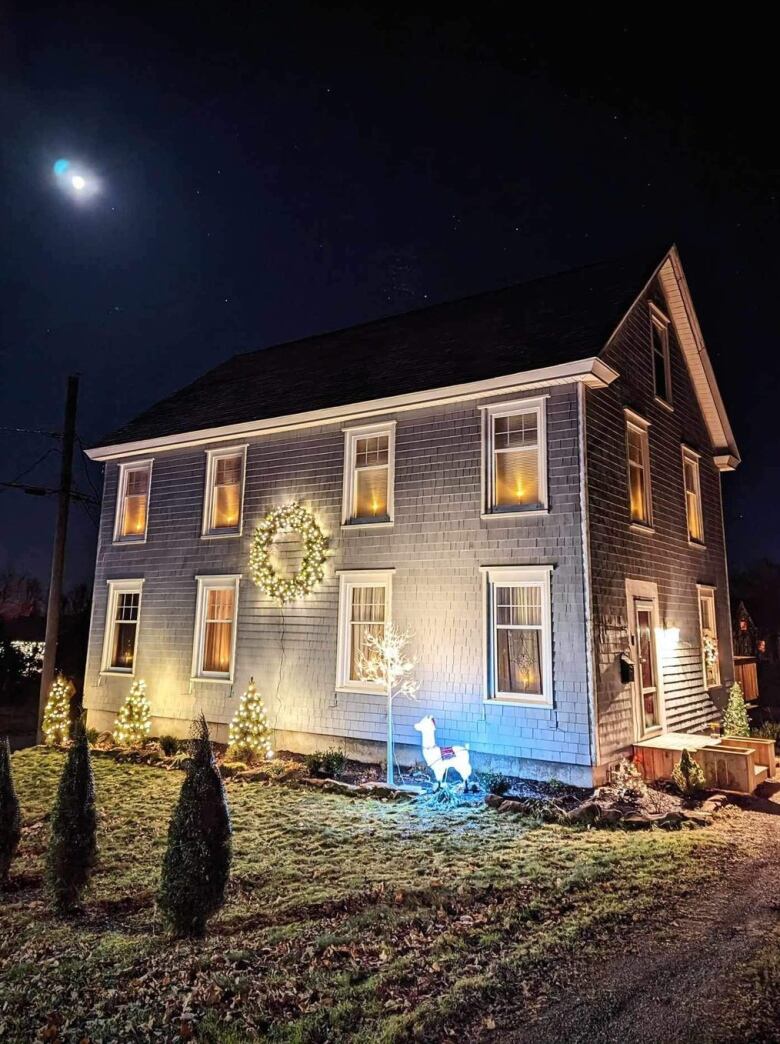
<box><xmin>114</xmin><ymin>679</ymin><xmax>152</xmax><ymax>747</ymax></box>
<box><xmin>42</xmin><ymin>675</ymin><xmax>72</xmax><ymax>746</ymax></box>
<box><xmin>722</xmin><ymin>681</ymin><xmax>751</xmax><ymax>738</ymax></box>
<box><xmin>228</xmin><ymin>678</ymin><xmax>273</xmax><ymax>762</ymax></box>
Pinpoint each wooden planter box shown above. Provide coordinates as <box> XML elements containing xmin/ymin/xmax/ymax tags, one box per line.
<box><xmin>722</xmin><ymin>735</ymin><xmax>777</xmax><ymax>779</ymax></box>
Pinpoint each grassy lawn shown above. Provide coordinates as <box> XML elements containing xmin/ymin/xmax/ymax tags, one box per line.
<box><xmin>0</xmin><ymin>748</ymin><xmax>736</xmax><ymax>1042</ymax></box>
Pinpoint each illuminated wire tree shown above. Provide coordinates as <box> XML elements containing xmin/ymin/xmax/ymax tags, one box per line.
<box><xmin>113</xmin><ymin>679</ymin><xmax>152</xmax><ymax>747</ymax></box>
<box><xmin>42</xmin><ymin>675</ymin><xmax>73</xmax><ymax>746</ymax></box>
<box><xmin>722</xmin><ymin>681</ymin><xmax>751</xmax><ymax>738</ymax></box>
<box><xmin>358</xmin><ymin>625</ymin><xmax>419</xmax><ymax>787</ymax></box>
<box><xmin>228</xmin><ymin>678</ymin><xmax>273</xmax><ymax>763</ymax></box>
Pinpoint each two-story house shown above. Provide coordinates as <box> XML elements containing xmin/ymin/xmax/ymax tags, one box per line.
<box><xmin>83</xmin><ymin>245</ymin><xmax>739</xmax><ymax>786</ymax></box>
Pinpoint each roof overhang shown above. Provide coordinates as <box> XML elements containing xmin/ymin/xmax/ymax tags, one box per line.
<box><xmin>86</xmin><ymin>355</ymin><xmax>619</xmax><ymax>462</ymax></box>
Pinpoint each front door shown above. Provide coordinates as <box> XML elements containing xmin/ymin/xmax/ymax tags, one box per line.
<box><xmin>632</xmin><ymin>598</ymin><xmax>662</xmax><ymax>739</ymax></box>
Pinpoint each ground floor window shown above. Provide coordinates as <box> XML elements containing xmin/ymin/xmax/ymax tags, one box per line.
<box><xmin>483</xmin><ymin>565</ymin><xmax>553</xmax><ymax>705</ymax></box>
<box><xmin>335</xmin><ymin>569</ymin><xmax>393</xmax><ymax>692</ymax></box>
<box><xmin>101</xmin><ymin>579</ymin><xmax>144</xmax><ymax>673</ymax></box>
<box><xmin>698</xmin><ymin>585</ymin><xmax>720</xmax><ymax>688</ymax></box>
<box><xmin>192</xmin><ymin>575</ymin><xmax>240</xmax><ymax>681</ymax></box>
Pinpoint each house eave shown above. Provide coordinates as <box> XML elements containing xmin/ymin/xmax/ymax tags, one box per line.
<box><xmin>85</xmin><ymin>355</ymin><xmax>619</xmax><ymax>462</ymax></box>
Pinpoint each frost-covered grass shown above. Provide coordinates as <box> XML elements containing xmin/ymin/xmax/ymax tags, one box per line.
<box><xmin>0</xmin><ymin>747</ymin><xmax>730</xmax><ymax>1042</ymax></box>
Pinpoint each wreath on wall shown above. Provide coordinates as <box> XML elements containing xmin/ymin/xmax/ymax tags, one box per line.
<box><xmin>249</xmin><ymin>503</ymin><xmax>329</xmax><ymax>605</ymax></box>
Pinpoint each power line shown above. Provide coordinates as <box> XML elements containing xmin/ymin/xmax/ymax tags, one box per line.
<box><xmin>0</xmin><ymin>447</ymin><xmax>60</xmax><ymax>494</ymax></box>
<box><xmin>0</xmin><ymin>426</ymin><xmax>61</xmax><ymax>438</ymax></box>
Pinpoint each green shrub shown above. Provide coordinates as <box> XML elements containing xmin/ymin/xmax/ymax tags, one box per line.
<box><xmin>752</xmin><ymin>721</ymin><xmax>780</xmax><ymax>744</ymax></box>
<box><xmin>158</xmin><ymin>734</ymin><xmax>180</xmax><ymax>756</ymax></box>
<box><xmin>0</xmin><ymin>736</ymin><xmax>21</xmax><ymax>885</ymax></box>
<box><xmin>158</xmin><ymin>715</ymin><xmax>232</xmax><ymax>937</ymax></box>
<box><xmin>305</xmin><ymin>748</ymin><xmax>346</xmax><ymax>778</ymax></box>
<box><xmin>46</xmin><ymin>718</ymin><xmax>97</xmax><ymax>912</ymax></box>
<box><xmin>722</xmin><ymin>682</ymin><xmax>751</xmax><ymax>737</ymax></box>
<box><xmin>86</xmin><ymin>727</ymin><xmax>99</xmax><ymax>746</ymax></box>
<box><xmin>672</xmin><ymin>749</ymin><xmax>706</xmax><ymax>798</ymax></box>
<box><xmin>482</xmin><ymin>771</ymin><xmax>511</xmax><ymax>796</ymax></box>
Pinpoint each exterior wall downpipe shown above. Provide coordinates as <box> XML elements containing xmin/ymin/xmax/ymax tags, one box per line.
<box><xmin>577</xmin><ymin>382</ymin><xmax>601</xmax><ymax>774</ymax></box>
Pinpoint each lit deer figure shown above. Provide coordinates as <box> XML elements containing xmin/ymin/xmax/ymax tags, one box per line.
<box><xmin>414</xmin><ymin>715</ymin><xmax>472</xmax><ymax>788</ymax></box>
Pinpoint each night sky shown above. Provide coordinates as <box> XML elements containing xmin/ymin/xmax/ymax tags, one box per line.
<box><xmin>1</xmin><ymin>5</ymin><xmax>777</xmax><ymax>590</ymax></box>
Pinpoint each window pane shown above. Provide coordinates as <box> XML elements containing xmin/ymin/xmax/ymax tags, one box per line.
<box><xmin>122</xmin><ymin>493</ymin><xmax>147</xmax><ymax>537</ymax></box>
<box><xmin>125</xmin><ymin>469</ymin><xmax>149</xmax><ymax>497</ymax></box>
<box><xmin>496</xmin><ymin>627</ymin><xmax>542</xmax><ymax>695</ymax></box>
<box><xmin>652</xmin><ymin>322</ymin><xmax>669</xmax><ymax>400</ymax></box>
<box><xmin>215</xmin><ymin>455</ymin><xmax>241</xmax><ymax>486</ymax></box>
<box><xmin>213</xmin><ymin>482</ymin><xmax>241</xmax><ymax>529</ymax></box>
<box><xmin>349</xmin><ymin>585</ymin><xmax>386</xmax><ymax>681</ymax></box>
<box><xmin>495</xmin><ymin>446</ymin><xmax>539</xmax><ymax>508</ymax></box>
<box><xmin>496</xmin><ymin>585</ymin><xmax>542</xmax><ymax>627</ymax></box>
<box><xmin>355</xmin><ymin>467</ymin><xmax>388</xmax><ymax>518</ymax></box>
<box><xmin>684</xmin><ymin>459</ymin><xmax>702</xmax><ymax>541</ymax></box>
<box><xmin>494</xmin><ymin>413</ymin><xmax>537</xmax><ymax>449</ymax></box>
<box><xmin>202</xmin><ymin>588</ymin><xmax>234</xmax><ymax>673</ymax></box>
<box><xmin>627</xmin><ymin>428</ymin><xmax>649</xmax><ymax>523</ymax></box>
<box><xmin>111</xmin><ymin>622</ymin><xmax>136</xmax><ymax>668</ymax></box>
<box><xmin>355</xmin><ymin>435</ymin><xmax>388</xmax><ymax>467</ymax></box>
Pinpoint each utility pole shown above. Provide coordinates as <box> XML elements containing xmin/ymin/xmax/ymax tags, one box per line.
<box><xmin>38</xmin><ymin>375</ymin><xmax>79</xmax><ymax>741</ymax></box>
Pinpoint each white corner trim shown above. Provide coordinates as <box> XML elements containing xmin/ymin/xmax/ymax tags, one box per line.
<box><xmin>85</xmin><ymin>357</ymin><xmax>620</xmax><ymax>461</ymax></box>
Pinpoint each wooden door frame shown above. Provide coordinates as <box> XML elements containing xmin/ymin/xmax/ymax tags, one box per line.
<box><xmin>625</xmin><ymin>579</ymin><xmax>666</xmax><ymax>741</ymax></box>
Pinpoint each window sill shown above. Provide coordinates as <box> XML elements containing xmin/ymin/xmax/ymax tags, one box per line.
<box><xmin>483</xmin><ymin>696</ymin><xmax>553</xmax><ymax>709</ymax></box>
<box><xmin>191</xmin><ymin>676</ymin><xmax>234</xmax><ymax>685</ymax></box>
<box><xmin>201</xmin><ymin>530</ymin><xmax>242</xmax><ymax>540</ymax></box>
<box><xmin>341</xmin><ymin>520</ymin><xmax>395</xmax><ymax>531</ymax></box>
<box><xmin>688</xmin><ymin>539</ymin><xmax>707</xmax><ymax>551</ymax></box>
<box><xmin>112</xmin><ymin>537</ymin><xmax>147</xmax><ymax>546</ymax></box>
<box><xmin>629</xmin><ymin>522</ymin><xmax>655</xmax><ymax>536</ymax></box>
<box><xmin>481</xmin><ymin>508</ymin><xmax>549</xmax><ymax>521</ymax></box>
<box><xmin>653</xmin><ymin>395</ymin><xmax>674</xmax><ymax>413</ymax></box>
<box><xmin>100</xmin><ymin>669</ymin><xmax>134</xmax><ymax>677</ymax></box>
<box><xmin>335</xmin><ymin>684</ymin><xmax>387</xmax><ymax>697</ymax></box>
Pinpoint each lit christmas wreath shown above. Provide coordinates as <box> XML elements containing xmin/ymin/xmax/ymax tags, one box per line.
<box><xmin>249</xmin><ymin>503</ymin><xmax>329</xmax><ymax>604</ymax></box>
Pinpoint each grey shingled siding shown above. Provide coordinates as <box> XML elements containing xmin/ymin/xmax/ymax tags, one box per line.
<box><xmin>585</xmin><ymin>279</ymin><xmax>733</xmax><ymax>761</ymax></box>
<box><xmin>84</xmin><ymin>384</ymin><xmax>595</xmax><ymax>783</ymax></box>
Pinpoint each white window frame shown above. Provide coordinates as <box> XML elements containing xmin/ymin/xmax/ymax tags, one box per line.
<box><xmin>697</xmin><ymin>584</ymin><xmax>720</xmax><ymax>689</ymax></box>
<box><xmin>481</xmin><ymin>396</ymin><xmax>549</xmax><ymax>517</ymax></box>
<box><xmin>649</xmin><ymin>302</ymin><xmax>673</xmax><ymax>406</ymax></box>
<box><xmin>682</xmin><ymin>445</ymin><xmax>705</xmax><ymax>546</ymax></box>
<box><xmin>201</xmin><ymin>445</ymin><xmax>247</xmax><ymax>538</ymax></box>
<box><xmin>625</xmin><ymin>409</ymin><xmax>653</xmax><ymax>530</ymax></box>
<box><xmin>335</xmin><ymin>569</ymin><xmax>394</xmax><ymax>693</ymax></box>
<box><xmin>113</xmin><ymin>459</ymin><xmax>153</xmax><ymax>544</ymax></box>
<box><xmin>341</xmin><ymin>422</ymin><xmax>396</xmax><ymax>529</ymax></box>
<box><xmin>101</xmin><ymin>578</ymin><xmax>144</xmax><ymax>675</ymax></box>
<box><xmin>191</xmin><ymin>574</ymin><xmax>241</xmax><ymax>683</ymax></box>
<box><xmin>481</xmin><ymin>565</ymin><xmax>553</xmax><ymax>707</ymax></box>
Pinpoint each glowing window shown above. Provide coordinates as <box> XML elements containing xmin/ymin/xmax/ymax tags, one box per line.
<box><xmin>698</xmin><ymin>586</ymin><xmax>720</xmax><ymax>688</ymax></box>
<box><xmin>650</xmin><ymin>305</ymin><xmax>672</xmax><ymax>404</ymax></box>
<box><xmin>682</xmin><ymin>447</ymin><xmax>704</xmax><ymax>544</ymax></box>
<box><xmin>484</xmin><ymin>566</ymin><xmax>553</xmax><ymax>706</ymax></box>
<box><xmin>483</xmin><ymin>398</ymin><xmax>547</xmax><ymax>514</ymax></box>
<box><xmin>102</xmin><ymin>579</ymin><xmax>143</xmax><ymax>673</ymax></box>
<box><xmin>203</xmin><ymin>447</ymin><xmax>246</xmax><ymax>536</ymax></box>
<box><xmin>114</xmin><ymin>461</ymin><xmax>152</xmax><ymax>542</ymax></box>
<box><xmin>336</xmin><ymin>570</ymin><xmax>393</xmax><ymax>691</ymax></box>
<box><xmin>192</xmin><ymin>575</ymin><xmax>240</xmax><ymax>681</ymax></box>
<box><xmin>626</xmin><ymin>415</ymin><xmax>652</xmax><ymax>526</ymax></box>
<box><xmin>342</xmin><ymin>424</ymin><xmax>395</xmax><ymax>526</ymax></box>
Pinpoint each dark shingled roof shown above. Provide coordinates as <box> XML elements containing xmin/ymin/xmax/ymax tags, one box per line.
<box><xmin>95</xmin><ymin>248</ymin><xmax>665</xmax><ymax>448</ymax></box>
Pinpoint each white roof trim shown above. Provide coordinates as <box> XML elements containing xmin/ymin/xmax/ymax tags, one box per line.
<box><xmin>85</xmin><ymin>356</ymin><xmax>619</xmax><ymax>461</ymax></box>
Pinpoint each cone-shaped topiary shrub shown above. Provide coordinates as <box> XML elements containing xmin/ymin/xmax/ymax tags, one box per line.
<box><xmin>722</xmin><ymin>681</ymin><xmax>751</xmax><ymax>737</ymax></box>
<box><xmin>0</xmin><ymin>736</ymin><xmax>21</xmax><ymax>885</ymax></box>
<box><xmin>158</xmin><ymin>714</ymin><xmax>232</xmax><ymax>937</ymax></box>
<box><xmin>47</xmin><ymin>717</ymin><xmax>97</xmax><ymax>912</ymax></box>
<box><xmin>672</xmin><ymin>748</ymin><xmax>706</xmax><ymax>797</ymax></box>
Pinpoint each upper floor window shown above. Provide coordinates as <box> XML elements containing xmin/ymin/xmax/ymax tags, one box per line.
<box><xmin>650</xmin><ymin>304</ymin><xmax>672</xmax><ymax>405</ymax></box>
<box><xmin>483</xmin><ymin>397</ymin><xmax>548</xmax><ymax>515</ymax></box>
<box><xmin>682</xmin><ymin>446</ymin><xmax>704</xmax><ymax>544</ymax></box>
<box><xmin>483</xmin><ymin>565</ymin><xmax>553</xmax><ymax>706</ymax></box>
<box><xmin>114</xmin><ymin>460</ymin><xmax>152</xmax><ymax>543</ymax></box>
<box><xmin>202</xmin><ymin>446</ymin><xmax>246</xmax><ymax>537</ymax></box>
<box><xmin>625</xmin><ymin>411</ymin><xmax>652</xmax><ymax>527</ymax></box>
<box><xmin>192</xmin><ymin>575</ymin><xmax>240</xmax><ymax>681</ymax></box>
<box><xmin>101</xmin><ymin>579</ymin><xmax>143</xmax><ymax>673</ymax></box>
<box><xmin>335</xmin><ymin>569</ymin><xmax>393</xmax><ymax>691</ymax></box>
<box><xmin>697</xmin><ymin>585</ymin><xmax>720</xmax><ymax>688</ymax></box>
<box><xmin>342</xmin><ymin>423</ymin><xmax>395</xmax><ymax>527</ymax></box>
